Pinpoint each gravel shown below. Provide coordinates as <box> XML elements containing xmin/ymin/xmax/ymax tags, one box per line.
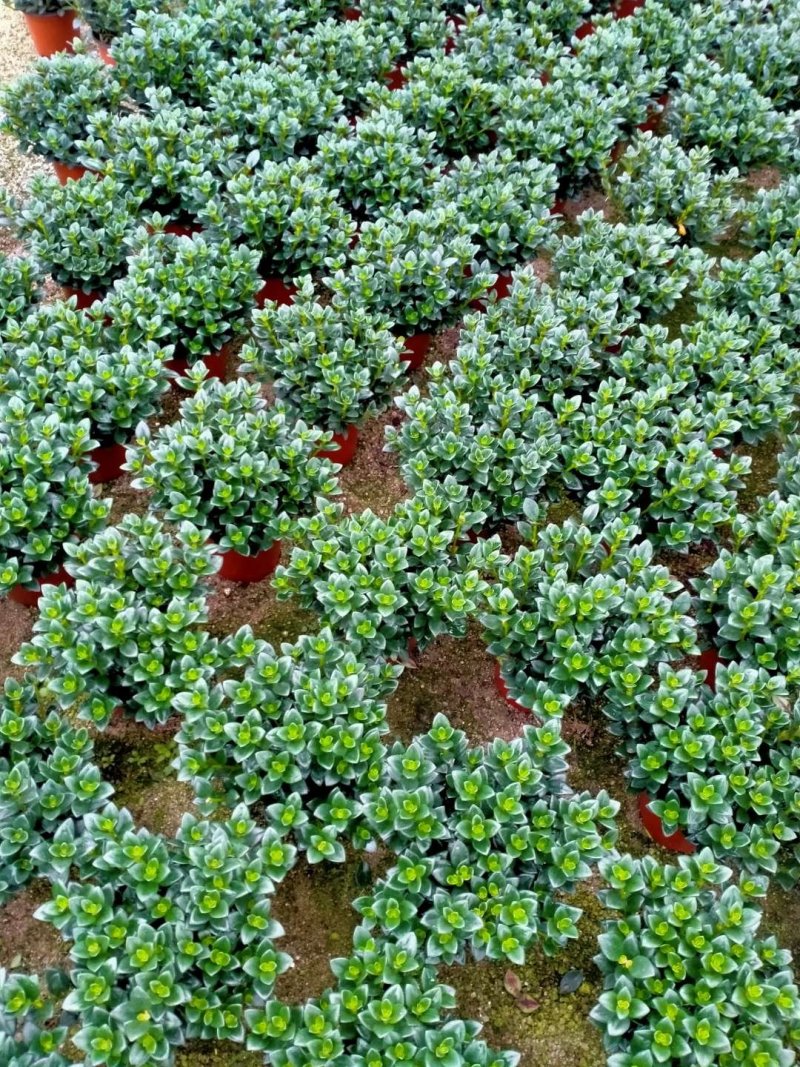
<box><xmin>0</xmin><ymin>9</ymin><xmax>53</xmax><ymax>253</ymax></box>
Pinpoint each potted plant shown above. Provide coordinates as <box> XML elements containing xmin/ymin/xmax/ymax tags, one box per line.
<box><xmin>74</xmin><ymin>0</ymin><xmax>137</xmax><ymax>59</ymax></box>
<box><xmin>4</xmin><ymin>0</ymin><xmax>77</xmax><ymax>57</ymax></box>
<box><xmin>594</xmin><ymin>851</ymin><xmax>799</xmax><ymax>1065</ymax></box>
<box><xmin>4</xmin><ymin>173</ymin><xmax>143</xmax><ymax>304</ymax></box>
<box><xmin>0</xmin><ymin>49</ymin><xmax>123</xmax><ymax>183</ymax></box>
<box><xmin>0</xmin><ymin>405</ymin><xmax>109</xmax><ymax>605</ymax></box>
<box><xmin>477</xmin><ymin>506</ymin><xmax>698</xmax><ymax>716</ymax></box>
<box><xmin>103</xmin><ymin>230</ymin><xmax>261</xmax><ymax>380</ymax></box>
<box><xmin>739</xmin><ymin>174</ymin><xmax>800</xmax><ymax>252</ymax></box>
<box><xmin>79</xmin><ymin>94</ymin><xmax>236</xmax><ymax>226</ymax></box>
<box><xmin>314</xmin><ymin>109</ymin><xmax>444</xmax><ymax>217</ymax></box>
<box><xmin>1</xmin><ymin>336</ymin><xmax>171</xmax><ymax>483</ymax></box>
<box><xmin>126</xmin><ymin>378</ymin><xmax>340</xmax><ymax>582</ymax></box>
<box><xmin>427</xmin><ymin>147</ymin><xmax>558</xmax><ymax>292</ymax></box>
<box><xmin>242</xmin><ymin>277</ymin><xmax>404</xmax><ymax>466</ymax></box>
<box><xmin>0</xmin><ymin>253</ymin><xmax>40</xmax><ymax>330</ymax></box>
<box><xmin>15</xmin><ymin>515</ymin><xmax>221</xmax><ymax>727</ymax></box>
<box><xmin>199</xmin><ymin>156</ymin><xmax>355</xmax><ymax>301</ymax></box>
<box><xmin>274</xmin><ymin>478</ymin><xmax>489</xmax><ymax>657</ymax></box>
<box><xmin>174</xmin><ymin>626</ymin><xmax>400</xmax><ymax>821</ymax></box>
<box><xmin>608</xmin><ymin>132</ymin><xmax>740</xmax><ymax>243</ymax></box>
<box><xmin>0</xmin><ymin>677</ymin><xmax>111</xmax><ymax>903</ymax></box>
<box><xmin>324</xmin><ymin>203</ymin><xmax>494</xmax><ymax>370</ymax></box>
<box><xmin>207</xmin><ymin>59</ymin><xmax>344</xmax><ymax>161</ymax></box>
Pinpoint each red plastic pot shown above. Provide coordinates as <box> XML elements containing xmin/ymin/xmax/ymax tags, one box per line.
<box><xmin>89</xmin><ymin>440</ymin><xmax>127</xmax><ymax>484</ymax></box>
<box><xmin>52</xmin><ymin>161</ymin><xmax>88</xmax><ymax>185</ymax></box>
<box><xmin>24</xmin><ymin>10</ymin><xmax>76</xmax><ymax>56</ymax></box>
<box><xmin>398</xmin><ymin>332</ymin><xmax>433</xmax><ymax>372</ymax></box>
<box><xmin>493</xmin><ymin>661</ymin><xmax>528</xmax><ymax>716</ymax></box>
<box><xmin>615</xmin><ymin>0</ymin><xmax>645</xmax><ymax>16</ymax></box>
<box><xmin>95</xmin><ymin>39</ymin><xmax>115</xmax><ymax>65</ymax></box>
<box><xmin>697</xmin><ymin>647</ymin><xmax>727</xmax><ymax>692</ymax></box>
<box><xmin>470</xmin><ymin>271</ymin><xmax>514</xmax><ymax>310</ymax></box>
<box><xmin>444</xmin><ymin>14</ymin><xmax>464</xmax><ymax>53</ymax></box>
<box><xmin>342</xmin><ymin>5</ymin><xmax>361</xmax><ymax>19</ymax></box>
<box><xmin>386</xmin><ymin>65</ymin><xmax>407</xmax><ymax>90</ymax></box>
<box><xmin>637</xmin><ymin>93</ymin><xmax>670</xmax><ymax>134</ymax></box>
<box><xmin>638</xmin><ymin>793</ymin><xmax>696</xmax><ymax>854</ymax></box>
<box><xmin>163</xmin><ymin>219</ymin><xmax>202</xmax><ymax>238</ymax></box>
<box><xmin>551</xmin><ymin>198</ymin><xmax>567</xmax><ymax>217</ymax></box>
<box><xmin>167</xmin><ymin>346</ymin><xmax>229</xmax><ymax>389</ymax></box>
<box><xmin>574</xmin><ymin>19</ymin><xmax>595</xmax><ymax>40</ymax></box>
<box><xmin>255</xmin><ymin>277</ymin><xmax>298</xmax><ymax>308</ymax></box>
<box><xmin>316</xmin><ymin>424</ymin><xmax>359</xmax><ymax>466</ymax></box>
<box><xmin>217</xmin><ymin>541</ymin><xmax>282</xmax><ymax>583</ymax></box>
<box><xmin>8</xmin><ymin>566</ymin><xmax>73</xmax><ymax>608</ymax></box>
<box><xmin>62</xmin><ymin>284</ymin><xmax>104</xmax><ymax>309</ymax></box>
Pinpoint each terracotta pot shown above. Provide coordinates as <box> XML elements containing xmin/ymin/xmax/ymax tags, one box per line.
<box><xmin>316</xmin><ymin>424</ymin><xmax>359</xmax><ymax>467</ymax></box>
<box><xmin>24</xmin><ymin>10</ymin><xmax>76</xmax><ymax>56</ymax></box>
<box><xmin>574</xmin><ymin>19</ymin><xmax>595</xmax><ymax>40</ymax></box>
<box><xmin>615</xmin><ymin>0</ymin><xmax>645</xmax><ymax>16</ymax></box>
<box><xmin>52</xmin><ymin>161</ymin><xmax>88</xmax><ymax>185</ymax></box>
<box><xmin>638</xmin><ymin>793</ymin><xmax>696</xmax><ymax>854</ymax></box>
<box><xmin>342</xmin><ymin>5</ymin><xmax>361</xmax><ymax>19</ymax></box>
<box><xmin>217</xmin><ymin>541</ymin><xmax>282</xmax><ymax>583</ymax></box>
<box><xmin>89</xmin><ymin>440</ymin><xmax>127</xmax><ymax>484</ymax></box>
<box><xmin>255</xmin><ymin>277</ymin><xmax>298</xmax><ymax>308</ymax></box>
<box><xmin>398</xmin><ymin>332</ymin><xmax>433</xmax><ymax>372</ymax></box>
<box><xmin>8</xmin><ymin>566</ymin><xmax>74</xmax><ymax>608</ymax></box>
<box><xmin>386</xmin><ymin>65</ymin><xmax>406</xmax><ymax>90</ymax></box>
<box><xmin>95</xmin><ymin>39</ymin><xmax>115</xmax><ymax>65</ymax></box>
<box><xmin>62</xmin><ymin>284</ymin><xmax>104</xmax><ymax>309</ymax></box>
<box><xmin>493</xmin><ymin>661</ymin><xmax>528</xmax><ymax>716</ymax></box>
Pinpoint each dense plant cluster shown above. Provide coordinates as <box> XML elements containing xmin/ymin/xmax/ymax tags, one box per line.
<box><xmin>1</xmin><ymin>0</ymin><xmax>800</xmax><ymax>1065</ymax></box>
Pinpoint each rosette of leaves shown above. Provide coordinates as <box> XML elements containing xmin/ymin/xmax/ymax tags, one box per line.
<box><xmin>497</xmin><ymin>67</ymin><xmax>627</xmax><ymax>186</ymax></box>
<box><xmin>695</xmin><ymin>492</ymin><xmax>800</xmax><ymax>685</ymax></box>
<box><xmin>610</xmin><ymin>133</ymin><xmax>740</xmax><ymax>243</ymax></box>
<box><xmin>0</xmin><ymin>337</ymin><xmax>170</xmax><ymax>449</ymax></box>
<box><xmin>0</xmin><ymin>297</ymin><xmax>107</xmax><ymax>360</ymax></box>
<box><xmin>33</xmin><ymin>806</ymin><xmax>297</xmax><ymax>1065</ymax></box>
<box><xmin>357</xmin><ymin>713</ymin><xmax>619</xmax><ymax>966</ymax></box>
<box><xmin>127</xmin><ymin>378</ymin><xmax>339</xmax><ymax>557</ymax></box>
<box><xmin>325</xmin><ymin>203</ymin><xmax>494</xmax><ymax>331</ymax></box>
<box><xmin>112</xmin><ymin>9</ymin><xmax>235</xmax><ymax>105</ymax></box>
<box><xmin>0</xmin><ymin>678</ymin><xmax>111</xmax><ymax>902</ymax></box>
<box><xmin>5</xmin><ymin>173</ymin><xmax>143</xmax><ymax>292</ymax></box>
<box><xmin>479</xmin><ymin>507</ymin><xmax>698</xmax><ymax>716</ymax></box>
<box><xmin>314</xmin><ymin>109</ymin><xmax>443</xmax><ymax>218</ymax></box>
<box><xmin>274</xmin><ymin>479</ymin><xmax>489</xmax><ymax>657</ymax></box>
<box><xmin>364</xmin><ymin>52</ymin><xmax>501</xmax><ymax>157</ymax></box>
<box><xmin>593</xmin><ymin>850</ymin><xmax>799</xmax><ymax>1067</ymax></box>
<box><xmin>553</xmin><ymin>210</ymin><xmax>709</xmax><ymax>322</ymax></box>
<box><xmin>0</xmin><ymin>253</ymin><xmax>39</xmax><ymax>330</ymax></box>
<box><xmin>174</xmin><ymin>626</ymin><xmax>400</xmax><ymax>835</ymax></box>
<box><xmin>616</xmin><ymin>661</ymin><xmax>800</xmax><ymax>885</ymax></box>
<box><xmin>739</xmin><ymin>174</ymin><xmax>800</xmax><ymax>251</ymax></box>
<box><xmin>0</xmin><ymin>969</ymin><xmax>70</xmax><ymax>1067</ymax></box>
<box><xmin>104</xmin><ymin>230</ymin><xmax>260</xmax><ymax>364</ymax></box>
<box><xmin>185</xmin><ymin>0</ymin><xmax>308</xmax><ymax>51</ymax></box>
<box><xmin>280</xmin><ymin>16</ymin><xmax>402</xmax><ymax>105</ymax></box>
<box><xmin>207</xmin><ymin>58</ymin><xmax>344</xmax><ymax>161</ymax></box>
<box><xmin>427</xmin><ymin>148</ymin><xmax>558</xmax><ymax>268</ymax></box>
<box><xmin>242</xmin><ymin>277</ymin><xmax>403</xmax><ymax>434</ymax></box>
<box><xmin>450</xmin><ymin>8</ymin><xmax>563</xmax><ymax>83</ymax></box>
<box><xmin>668</xmin><ymin>56</ymin><xmax>794</xmax><ymax>168</ymax></box>
<box><xmin>477</xmin><ymin>0</ymin><xmax>589</xmax><ymax>37</ymax></box>
<box><xmin>15</xmin><ymin>515</ymin><xmax>220</xmax><ymax>728</ymax></box>
<box><xmin>0</xmin><ymin>49</ymin><xmax>123</xmax><ymax>165</ymax></box>
<box><xmin>199</xmin><ymin>156</ymin><xmax>355</xmax><ymax>277</ymax></box>
<box><xmin>387</xmin><ymin>369</ymin><xmax>562</xmax><ymax>528</ymax></box>
<box><xmin>79</xmin><ymin>92</ymin><xmax>237</xmax><ymax>218</ymax></box>
<box><xmin>0</xmin><ymin>405</ymin><xmax>109</xmax><ymax>596</ymax></box>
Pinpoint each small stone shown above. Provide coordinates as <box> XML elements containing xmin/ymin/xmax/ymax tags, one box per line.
<box><xmin>559</xmin><ymin>969</ymin><xmax>584</xmax><ymax>995</ymax></box>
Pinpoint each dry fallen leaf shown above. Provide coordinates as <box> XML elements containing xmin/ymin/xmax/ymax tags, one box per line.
<box><xmin>503</xmin><ymin>970</ymin><xmax>522</xmax><ymax>997</ymax></box>
<box><xmin>517</xmin><ymin>994</ymin><xmax>540</xmax><ymax>1013</ymax></box>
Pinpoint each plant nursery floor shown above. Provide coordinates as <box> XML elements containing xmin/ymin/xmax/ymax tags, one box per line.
<box><xmin>1</xmin><ymin>17</ymin><xmax>800</xmax><ymax>1067</ymax></box>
